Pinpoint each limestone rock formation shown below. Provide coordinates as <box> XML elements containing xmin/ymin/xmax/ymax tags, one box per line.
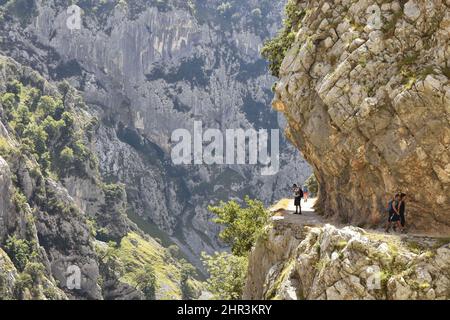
<box><xmin>244</xmin><ymin>222</ymin><xmax>450</xmax><ymax>300</ymax></box>
<box><xmin>272</xmin><ymin>0</ymin><xmax>450</xmax><ymax>234</ymax></box>
<box><xmin>0</xmin><ymin>0</ymin><xmax>311</xmax><ymax>264</ymax></box>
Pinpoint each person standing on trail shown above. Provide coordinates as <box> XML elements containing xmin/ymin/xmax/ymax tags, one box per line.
<box><xmin>385</xmin><ymin>193</ymin><xmax>401</xmax><ymax>233</ymax></box>
<box><xmin>293</xmin><ymin>184</ymin><xmax>304</xmax><ymax>215</ymax></box>
<box><xmin>399</xmin><ymin>193</ymin><xmax>407</xmax><ymax>232</ymax></box>
<box><xmin>302</xmin><ymin>185</ymin><xmax>309</xmax><ymax>203</ymax></box>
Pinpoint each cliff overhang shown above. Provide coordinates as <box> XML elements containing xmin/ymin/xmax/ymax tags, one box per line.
<box><xmin>269</xmin><ymin>0</ymin><xmax>450</xmax><ymax>235</ymax></box>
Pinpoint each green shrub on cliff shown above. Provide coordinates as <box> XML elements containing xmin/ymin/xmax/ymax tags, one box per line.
<box><xmin>59</xmin><ymin>146</ymin><xmax>75</xmax><ymax>163</ymax></box>
<box><xmin>261</xmin><ymin>0</ymin><xmax>304</xmax><ymax>77</ymax></box>
<box><xmin>13</xmin><ymin>262</ymin><xmax>50</xmax><ymax>299</ymax></box>
<box><xmin>204</xmin><ymin>196</ymin><xmax>270</xmax><ymax>299</ymax></box>
<box><xmin>1</xmin><ymin>79</ymin><xmax>94</xmax><ymax>178</ymax></box>
<box><xmin>135</xmin><ymin>265</ymin><xmax>157</xmax><ymax>300</ymax></box>
<box><xmin>10</xmin><ymin>104</ymin><xmax>32</xmax><ymax>136</ymax></box>
<box><xmin>4</xmin><ymin>235</ymin><xmax>34</xmax><ymax>271</ymax></box>
<box><xmin>208</xmin><ymin>196</ymin><xmax>270</xmax><ymax>257</ymax></box>
<box><xmin>6</xmin><ymin>80</ymin><xmax>22</xmax><ymax>96</ymax></box>
<box><xmin>201</xmin><ymin>252</ymin><xmax>248</xmax><ymax>300</ymax></box>
<box><xmin>0</xmin><ymin>136</ymin><xmax>14</xmax><ymax>157</ymax></box>
<box><xmin>36</xmin><ymin>95</ymin><xmax>60</xmax><ymax>119</ymax></box>
<box><xmin>1</xmin><ymin>92</ymin><xmax>18</xmax><ymax>112</ymax></box>
<box><xmin>180</xmin><ymin>260</ymin><xmax>199</xmax><ymax>300</ymax></box>
<box><xmin>42</xmin><ymin>115</ymin><xmax>64</xmax><ymax>139</ymax></box>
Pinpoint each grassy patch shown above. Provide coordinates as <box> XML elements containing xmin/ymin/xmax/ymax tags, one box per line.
<box><xmin>111</xmin><ymin>232</ymin><xmax>202</xmax><ymax>300</ymax></box>
<box><xmin>405</xmin><ymin>240</ymin><xmax>427</xmax><ymax>255</ymax></box>
<box><xmin>335</xmin><ymin>240</ymin><xmax>348</xmax><ymax>251</ymax></box>
<box><xmin>314</xmin><ymin>258</ymin><xmax>328</xmax><ymax>272</ymax></box>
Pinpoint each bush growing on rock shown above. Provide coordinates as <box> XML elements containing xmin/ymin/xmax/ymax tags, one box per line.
<box><xmin>261</xmin><ymin>0</ymin><xmax>304</xmax><ymax>77</ymax></box>
<box><xmin>36</xmin><ymin>96</ymin><xmax>60</xmax><ymax>119</ymax></box>
<box><xmin>4</xmin><ymin>235</ymin><xmax>34</xmax><ymax>271</ymax></box>
<box><xmin>216</xmin><ymin>2</ymin><xmax>233</xmax><ymax>17</ymax></box>
<box><xmin>204</xmin><ymin>196</ymin><xmax>270</xmax><ymax>299</ymax></box>
<box><xmin>0</xmin><ymin>136</ymin><xmax>13</xmax><ymax>157</ymax></box>
<box><xmin>41</xmin><ymin>116</ymin><xmax>64</xmax><ymax>139</ymax></box>
<box><xmin>13</xmin><ymin>262</ymin><xmax>48</xmax><ymax>299</ymax></box>
<box><xmin>135</xmin><ymin>265</ymin><xmax>157</xmax><ymax>300</ymax></box>
<box><xmin>10</xmin><ymin>104</ymin><xmax>32</xmax><ymax>136</ymax></box>
<box><xmin>208</xmin><ymin>196</ymin><xmax>270</xmax><ymax>256</ymax></box>
<box><xmin>59</xmin><ymin>146</ymin><xmax>75</xmax><ymax>163</ymax></box>
<box><xmin>201</xmin><ymin>252</ymin><xmax>248</xmax><ymax>300</ymax></box>
<box><xmin>180</xmin><ymin>260</ymin><xmax>199</xmax><ymax>300</ymax></box>
<box><xmin>1</xmin><ymin>92</ymin><xmax>18</xmax><ymax>112</ymax></box>
<box><xmin>6</xmin><ymin>80</ymin><xmax>22</xmax><ymax>96</ymax></box>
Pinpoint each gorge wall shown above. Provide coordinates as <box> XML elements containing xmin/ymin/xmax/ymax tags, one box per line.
<box><xmin>272</xmin><ymin>0</ymin><xmax>450</xmax><ymax>235</ymax></box>
<box><xmin>0</xmin><ymin>0</ymin><xmax>311</xmax><ymax>266</ymax></box>
<box><xmin>0</xmin><ymin>55</ymin><xmax>204</xmax><ymax>299</ymax></box>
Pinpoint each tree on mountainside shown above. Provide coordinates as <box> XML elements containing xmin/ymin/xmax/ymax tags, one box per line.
<box><xmin>261</xmin><ymin>0</ymin><xmax>305</xmax><ymax>77</ymax></box>
<box><xmin>201</xmin><ymin>252</ymin><xmax>248</xmax><ymax>300</ymax></box>
<box><xmin>203</xmin><ymin>196</ymin><xmax>270</xmax><ymax>299</ymax></box>
<box><xmin>208</xmin><ymin>196</ymin><xmax>270</xmax><ymax>257</ymax></box>
<box><xmin>135</xmin><ymin>265</ymin><xmax>158</xmax><ymax>300</ymax></box>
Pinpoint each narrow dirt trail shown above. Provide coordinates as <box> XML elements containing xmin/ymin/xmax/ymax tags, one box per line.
<box><xmin>270</xmin><ymin>198</ymin><xmax>325</xmax><ymax>226</ymax></box>
<box><xmin>269</xmin><ymin>198</ymin><xmax>449</xmax><ymax>244</ymax></box>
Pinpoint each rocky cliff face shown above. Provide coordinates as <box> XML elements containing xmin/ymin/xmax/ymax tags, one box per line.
<box><xmin>244</xmin><ymin>221</ymin><xmax>450</xmax><ymax>300</ymax></box>
<box><xmin>272</xmin><ymin>0</ymin><xmax>450</xmax><ymax>235</ymax></box>
<box><xmin>0</xmin><ymin>0</ymin><xmax>311</xmax><ymax>263</ymax></box>
<box><xmin>0</xmin><ymin>56</ymin><xmax>201</xmax><ymax>300</ymax></box>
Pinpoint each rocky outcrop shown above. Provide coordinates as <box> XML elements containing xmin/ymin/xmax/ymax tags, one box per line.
<box><xmin>244</xmin><ymin>221</ymin><xmax>450</xmax><ymax>300</ymax></box>
<box><xmin>272</xmin><ymin>0</ymin><xmax>450</xmax><ymax>234</ymax></box>
<box><xmin>0</xmin><ymin>248</ymin><xmax>17</xmax><ymax>299</ymax></box>
<box><xmin>0</xmin><ymin>157</ymin><xmax>68</xmax><ymax>300</ymax></box>
<box><xmin>0</xmin><ymin>156</ymin><xmax>14</xmax><ymax>242</ymax></box>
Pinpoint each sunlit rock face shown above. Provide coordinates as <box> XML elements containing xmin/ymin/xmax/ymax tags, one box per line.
<box><xmin>0</xmin><ymin>0</ymin><xmax>311</xmax><ymax>263</ymax></box>
<box><xmin>273</xmin><ymin>0</ymin><xmax>450</xmax><ymax>235</ymax></box>
<box><xmin>244</xmin><ymin>223</ymin><xmax>450</xmax><ymax>300</ymax></box>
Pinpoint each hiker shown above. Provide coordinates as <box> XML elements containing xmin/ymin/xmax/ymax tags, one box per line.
<box><xmin>385</xmin><ymin>193</ymin><xmax>401</xmax><ymax>233</ymax></box>
<box><xmin>293</xmin><ymin>184</ymin><xmax>304</xmax><ymax>215</ymax></box>
<box><xmin>302</xmin><ymin>185</ymin><xmax>309</xmax><ymax>203</ymax></box>
<box><xmin>399</xmin><ymin>193</ymin><xmax>407</xmax><ymax>232</ymax></box>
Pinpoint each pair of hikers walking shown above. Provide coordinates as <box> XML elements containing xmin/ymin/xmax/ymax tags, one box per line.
<box><xmin>291</xmin><ymin>184</ymin><xmax>407</xmax><ymax>232</ymax></box>
<box><xmin>292</xmin><ymin>184</ymin><xmax>304</xmax><ymax>214</ymax></box>
<box><xmin>385</xmin><ymin>193</ymin><xmax>407</xmax><ymax>233</ymax></box>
